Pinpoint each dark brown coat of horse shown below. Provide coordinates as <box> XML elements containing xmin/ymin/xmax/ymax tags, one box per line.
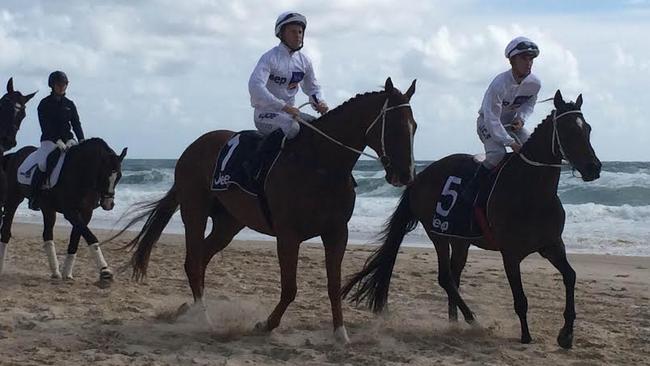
<box><xmin>342</xmin><ymin>90</ymin><xmax>601</xmax><ymax>349</ymax></box>
<box><xmin>120</xmin><ymin>78</ymin><xmax>417</xmax><ymax>343</ymax></box>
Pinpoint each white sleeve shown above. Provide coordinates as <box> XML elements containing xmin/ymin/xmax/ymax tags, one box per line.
<box><xmin>248</xmin><ymin>55</ymin><xmax>286</xmax><ymax>111</ymax></box>
<box><xmin>481</xmin><ymin>84</ymin><xmax>515</xmax><ymax>146</ymax></box>
<box><xmin>300</xmin><ymin>57</ymin><xmax>324</xmax><ymax>106</ymax></box>
<box><xmin>515</xmin><ymin>94</ymin><xmax>537</xmax><ymax>124</ymax></box>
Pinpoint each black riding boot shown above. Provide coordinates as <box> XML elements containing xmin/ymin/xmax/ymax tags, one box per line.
<box><xmin>460</xmin><ymin>164</ymin><xmax>491</xmax><ymax>205</ymax></box>
<box><xmin>244</xmin><ymin>129</ymin><xmax>286</xmax><ymax>181</ymax></box>
<box><xmin>28</xmin><ymin>169</ymin><xmax>45</xmax><ymax>211</ymax></box>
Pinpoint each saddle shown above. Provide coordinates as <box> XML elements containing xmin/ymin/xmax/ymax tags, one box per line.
<box><xmin>17</xmin><ymin>149</ymin><xmax>66</xmax><ymax>190</ymax></box>
<box><xmin>430</xmin><ymin>155</ymin><xmax>509</xmax><ymax>239</ymax></box>
<box><xmin>211</xmin><ymin>130</ymin><xmax>286</xmax><ymax>196</ymax></box>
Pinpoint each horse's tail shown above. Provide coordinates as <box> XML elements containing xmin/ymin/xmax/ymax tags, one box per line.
<box><xmin>341</xmin><ymin>186</ymin><xmax>418</xmax><ymax>313</ymax></box>
<box><xmin>112</xmin><ymin>185</ymin><xmax>179</xmax><ymax>281</ymax></box>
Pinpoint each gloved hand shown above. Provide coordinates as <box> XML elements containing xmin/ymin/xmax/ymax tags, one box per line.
<box><xmin>55</xmin><ymin>139</ymin><xmax>66</xmax><ymax>150</ymax></box>
<box><xmin>65</xmin><ymin>139</ymin><xmax>78</xmax><ymax>149</ymax></box>
<box><xmin>313</xmin><ymin>101</ymin><xmax>329</xmax><ymax>115</ymax></box>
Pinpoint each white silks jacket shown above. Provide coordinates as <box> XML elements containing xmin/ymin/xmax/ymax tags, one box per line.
<box><xmin>248</xmin><ymin>43</ymin><xmax>324</xmax><ymax>112</ymax></box>
<box><xmin>477</xmin><ymin>70</ymin><xmax>541</xmax><ymax>146</ymax></box>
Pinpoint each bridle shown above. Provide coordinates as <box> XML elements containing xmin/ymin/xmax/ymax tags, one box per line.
<box><xmin>518</xmin><ymin>109</ymin><xmax>583</xmax><ymax>168</ymax></box>
<box><xmin>294</xmin><ymin>97</ymin><xmax>411</xmax><ymax>168</ymax></box>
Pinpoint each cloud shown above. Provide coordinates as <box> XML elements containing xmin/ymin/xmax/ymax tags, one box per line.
<box><xmin>1</xmin><ymin>0</ymin><xmax>648</xmax><ymax>160</ymax></box>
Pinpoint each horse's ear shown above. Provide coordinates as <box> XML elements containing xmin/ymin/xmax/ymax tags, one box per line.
<box><xmin>25</xmin><ymin>91</ymin><xmax>37</xmax><ymax>103</ymax></box>
<box><xmin>405</xmin><ymin>79</ymin><xmax>416</xmax><ymax>101</ymax></box>
<box><xmin>118</xmin><ymin>147</ymin><xmax>128</xmax><ymax>162</ymax></box>
<box><xmin>385</xmin><ymin>77</ymin><xmax>394</xmax><ymax>92</ymax></box>
<box><xmin>7</xmin><ymin>78</ymin><xmax>14</xmax><ymax>93</ymax></box>
<box><xmin>553</xmin><ymin>90</ymin><xmax>565</xmax><ymax>108</ymax></box>
<box><xmin>576</xmin><ymin>94</ymin><xmax>583</xmax><ymax>109</ymax></box>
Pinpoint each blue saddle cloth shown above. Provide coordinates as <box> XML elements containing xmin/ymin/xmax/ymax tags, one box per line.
<box><xmin>430</xmin><ymin>159</ymin><xmax>501</xmax><ymax>239</ymax></box>
<box><xmin>211</xmin><ymin>131</ymin><xmax>265</xmax><ymax>196</ymax></box>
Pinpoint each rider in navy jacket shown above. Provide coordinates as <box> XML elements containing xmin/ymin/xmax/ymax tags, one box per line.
<box><xmin>28</xmin><ymin>71</ymin><xmax>85</xmax><ymax>210</ymax></box>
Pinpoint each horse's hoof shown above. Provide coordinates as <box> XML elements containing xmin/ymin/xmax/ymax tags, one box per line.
<box><xmin>521</xmin><ymin>334</ymin><xmax>532</xmax><ymax>344</ymax></box>
<box><xmin>254</xmin><ymin>321</ymin><xmax>270</xmax><ymax>333</ymax></box>
<box><xmin>100</xmin><ymin>269</ymin><xmax>114</xmax><ymax>281</ymax></box>
<box><xmin>63</xmin><ymin>275</ymin><xmax>74</xmax><ymax>281</ymax></box>
<box><xmin>557</xmin><ymin>328</ymin><xmax>574</xmax><ymax>349</ymax></box>
<box><xmin>334</xmin><ymin>326</ymin><xmax>350</xmax><ymax>344</ymax></box>
<box><xmin>468</xmin><ymin>318</ymin><xmax>481</xmax><ymax>328</ymax></box>
<box><xmin>51</xmin><ymin>272</ymin><xmax>62</xmax><ymax>279</ymax></box>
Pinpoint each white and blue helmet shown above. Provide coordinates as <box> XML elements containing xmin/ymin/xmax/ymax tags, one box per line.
<box><xmin>505</xmin><ymin>37</ymin><xmax>540</xmax><ymax>59</ymax></box>
<box><xmin>275</xmin><ymin>12</ymin><xmax>307</xmax><ymax>38</ymax></box>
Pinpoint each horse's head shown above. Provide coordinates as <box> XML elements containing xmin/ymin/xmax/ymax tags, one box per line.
<box><xmin>552</xmin><ymin>90</ymin><xmax>601</xmax><ymax>181</ymax></box>
<box><xmin>78</xmin><ymin>138</ymin><xmax>127</xmax><ymax>211</ymax></box>
<box><xmin>365</xmin><ymin>77</ymin><xmax>418</xmax><ymax>187</ymax></box>
<box><xmin>0</xmin><ymin>78</ymin><xmax>37</xmax><ymax>152</ymax></box>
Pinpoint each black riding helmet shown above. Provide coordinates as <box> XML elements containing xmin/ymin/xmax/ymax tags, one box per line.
<box><xmin>48</xmin><ymin>71</ymin><xmax>68</xmax><ymax>88</ymax></box>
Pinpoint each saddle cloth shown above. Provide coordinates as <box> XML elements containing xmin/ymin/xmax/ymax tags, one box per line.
<box><xmin>211</xmin><ymin>131</ymin><xmax>283</xmax><ymax>196</ymax></box>
<box><xmin>430</xmin><ymin>155</ymin><xmax>506</xmax><ymax>239</ymax></box>
<box><xmin>17</xmin><ymin>150</ymin><xmax>66</xmax><ymax>189</ymax></box>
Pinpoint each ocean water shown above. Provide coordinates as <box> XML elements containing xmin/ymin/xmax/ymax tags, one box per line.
<box><xmin>13</xmin><ymin>160</ymin><xmax>650</xmax><ymax>256</ymax></box>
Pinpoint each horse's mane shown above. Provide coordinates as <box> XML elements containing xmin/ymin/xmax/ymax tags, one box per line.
<box><xmin>521</xmin><ymin>102</ymin><xmax>580</xmax><ymax>155</ymax></box>
<box><xmin>312</xmin><ymin>90</ymin><xmax>387</xmax><ymax>124</ymax></box>
<box><xmin>76</xmin><ymin>137</ymin><xmax>115</xmax><ymax>155</ymax></box>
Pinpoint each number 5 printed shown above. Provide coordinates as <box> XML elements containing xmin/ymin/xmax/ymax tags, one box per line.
<box><xmin>436</xmin><ymin>176</ymin><xmax>462</xmax><ymax>217</ymax></box>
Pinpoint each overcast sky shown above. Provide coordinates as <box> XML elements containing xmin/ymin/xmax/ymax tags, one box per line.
<box><xmin>1</xmin><ymin>0</ymin><xmax>648</xmax><ymax>160</ymax></box>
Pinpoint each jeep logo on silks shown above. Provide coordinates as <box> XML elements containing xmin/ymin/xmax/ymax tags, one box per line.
<box><xmin>269</xmin><ymin>74</ymin><xmax>287</xmax><ymax>85</ymax></box>
<box><xmin>288</xmin><ymin>72</ymin><xmax>304</xmax><ymax>90</ymax></box>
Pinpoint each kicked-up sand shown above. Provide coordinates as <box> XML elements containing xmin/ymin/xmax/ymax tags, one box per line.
<box><xmin>0</xmin><ymin>223</ymin><xmax>648</xmax><ymax>365</ymax></box>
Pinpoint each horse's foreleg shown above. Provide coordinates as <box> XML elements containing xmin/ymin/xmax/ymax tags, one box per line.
<box><xmin>322</xmin><ymin>226</ymin><xmax>350</xmax><ymax>344</ymax></box>
<box><xmin>258</xmin><ymin>236</ymin><xmax>300</xmax><ymax>332</ymax></box>
<box><xmin>448</xmin><ymin>241</ymin><xmax>470</xmax><ymax>322</ymax></box>
<box><xmin>63</xmin><ymin>209</ymin><xmax>111</xmax><ymax>283</ymax></box>
<box><xmin>61</xmin><ymin>226</ymin><xmax>81</xmax><ymax>280</ymax></box>
<box><xmin>0</xmin><ymin>196</ymin><xmax>21</xmax><ymax>275</ymax></box>
<box><xmin>432</xmin><ymin>239</ymin><xmax>476</xmax><ymax>324</ymax></box>
<box><xmin>41</xmin><ymin>206</ymin><xmax>61</xmax><ymax>279</ymax></box>
<box><xmin>539</xmin><ymin>241</ymin><xmax>576</xmax><ymax>349</ymax></box>
<box><xmin>502</xmin><ymin>254</ymin><xmax>531</xmax><ymax>344</ymax></box>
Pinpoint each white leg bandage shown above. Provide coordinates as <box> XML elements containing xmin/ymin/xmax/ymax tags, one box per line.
<box><xmin>88</xmin><ymin>243</ymin><xmax>108</xmax><ymax>270</ymax></box>
<box><xmin>0</xmin><ymin>242</ymin><xmax>8</xmax><ymax>275</ymax></box>
<box><xmin>43</xmin><ymin>240</ymin><xmax>62</xmax><ymax>279</ymax></box>
<box><xmin>61</xmin><ymin>253</ymin><xmax>76</xmax><ymax>279</ymax></box>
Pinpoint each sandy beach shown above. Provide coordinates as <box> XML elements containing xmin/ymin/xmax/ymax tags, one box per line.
<box><xmin>0</xmin><ymin>222</ymin><xmax>648</xmax><ymax>365</ymax></box>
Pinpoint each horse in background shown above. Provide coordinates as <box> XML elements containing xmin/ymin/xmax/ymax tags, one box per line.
<box><xmin>0</xmin><ymin>78</ymin><xmax>37</xmax><ymax>154</ymax></box>
<box><xmin>0</xmin><ymin>138</ymin><xmax>127</xmax><ymax>287</ymax></box>
<box><xmin>118</xmin><ymin>78</ymin><xmax>417</xmax><ymax>343</ymax></box>
<box><xmin>343</xmin><ymin>90</ymin><xmax>601</xmax><ymax>349</ymax></box>
<box><xmin>0</xmin><ymin>78</ymin><xmax>37</xmax><ymax>269</ymax></box>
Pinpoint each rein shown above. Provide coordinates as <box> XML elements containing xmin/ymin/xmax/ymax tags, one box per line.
<box><xmin>294</xmin><ymin>98</ymin><xmax>411</xmax><ymax>167</ymax></box>
<box><xmin>518</xmin><ymin>109</ymin><xmax>583</xmax><ymax>168</ymax></box>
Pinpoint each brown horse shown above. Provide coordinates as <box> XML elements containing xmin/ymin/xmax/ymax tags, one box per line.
<box><xmin>342</xmin><ymin>90</ymin><xmax>601</xmax><ymax>349</ymax></box>
<box><xmin>119</xmin><ymin>78</ymin><xmax>417</xmax><ymax>343</ymax></box>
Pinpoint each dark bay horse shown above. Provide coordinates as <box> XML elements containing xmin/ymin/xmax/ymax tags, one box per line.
<box><xmin>0</xmin><ymin>78</ymin><xmax>37</xmax><ymax>153</ymax></box>
<box><xmin>120</xmin><ymin>78</ymin><xmax>417</xmax><ymax>343</ymax></box>
<box><xmin>0</xmin><ymin>78</ymin><xmax>37</xmax><ymax>272</ymax></box>
<box><xmin>0</xmin><ymin>138</ymin><xmax>127</xmax><ymax>286</ymax></box>
<box><xmin>342</xmin><ymin>90</ymin><xmax>601</xmax><ymax>349</ymax></box>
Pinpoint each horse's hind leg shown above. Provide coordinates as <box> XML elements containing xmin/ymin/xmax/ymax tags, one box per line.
<box><xmin>430</xmin><ymin>237</ymin><xmax>475</xmax><ymax>324</ymax></box>
<box><xmin>502</xmin><ymin>253</ymin><xmax>532</xmax><ymax>344</ymax></box>
<box><xmin>448</xmin><ymin>241</ymin><xmax>470</xmax><ymax>322</ymax></box>
<box><xmin>322</xmin><ymin>226</ymin><xmax>350</xmax><ymax>343</ymax></box>
<box><xmin>539</xmin><ymin>241</ymin><xmax>576</xmax><ymax>349</ymax></box>
<box><xmin>41</xmin><ymin>206</ymin><xmax>61</xmax><ymax>279</ymax></box>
